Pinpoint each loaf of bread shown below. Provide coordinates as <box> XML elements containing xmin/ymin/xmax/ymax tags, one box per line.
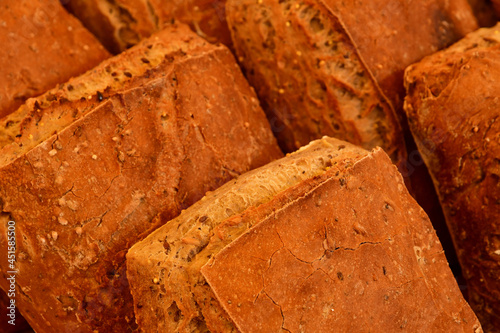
<box><xmin>0</xmin><ymin>24</ymin><xmax>282</xmax><ymax>333</ymax></box>
<box><xmin>127</xmin><ymin>137</ymin><xmax>481</xmax><ymax>332</ymax></box>
<box><xmin>226</xmin><ymin>0</ymin><xmax>478</xmax><ymax>276</ymax></box>
<box><xmin>0</xmin><ymin>0</ymin><xmax>110</xmax><ymax>119</ymax></box>
<box><xmin>226</xmin><ymin>0</ymin><xmax>477</xmax><ymax>155</ymax></box>
<box><xmin>404</xmin><ymin>24</ymin><xmax>500</xmax><ymax>332</ymax></box>
<box><xmin>65</xmin><ymin>0</ymin><xmax>230</xmax><ymax>53</ymax></box>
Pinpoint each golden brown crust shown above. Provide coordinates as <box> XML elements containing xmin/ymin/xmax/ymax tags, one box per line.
<box><xmin>404</xmin><ymin>24</ymin><xmax>500</xmax><ymax>332</ymax></box>
<box><xmin>65</xmin><ymin>0</ymin><xmax>231</xmax><ymax>53</ymax></box>
<box><xmin>127</xmin><ymin>137</ymin><xmax>481</xmax><ymax>332</ymax></box>
<box><xmin>322</xmin><ymin>0</ymin><xmax>478</xmax><ymax>110</ymax></box>
<box><xmin>226</xmin><ymin>0</ymin><xmax>406</xmax><ymax>164</ymax></box>
<box><xmin>0</xmin><ymin>24</ymin><xmax>214</xmax><ymax>165</ymax></box>
<box><xmin>0</xmin><ymin>26</ymin><xmax>282</xmax><ymax>333</ymax></box>
<box><xmin>226</xmin><ymin>0</ymin><xmax>477</xmax><ymax>156</ymax></box>
<box><xmin>202</xmin><ymin>148</ymin><xmax>481</xmax><ymax>332</ymax></box>
<box><xmin>126</xmin><ymin>137</ymin><xmax>368</xmax><ymax>332</ymax></box>
<box><xmin>0</xmin><ymin>0</ymin><xmax>110</xmax><ymax>119</ymax></box>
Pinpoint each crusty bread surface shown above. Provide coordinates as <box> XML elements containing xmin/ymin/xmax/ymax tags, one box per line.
<box><xmin>65</xmin><ymin>0</ymin><xmax>230</xmax><ymax>53</ymax></box>
<box><xmin>0</xmin><ymin>0</ymin><xmax>110</xmax><ymax>119</ymax></box>
<box><xmin>404</xmin><ymin>23</ymin><xmax>500</xmax><ymax>332</ymax></box>
<box><xmin>0</xmin><ymin>24</ymin><xmax>282</xmax><ymax>333</ymax></box>
<box><xmin>226</xmin><ymin>0</ymin><xmax>477</xmax><ymax>155</ymax></box>
<box><xmin>127</xmin><ymin>137</ymin><xmax>481</xmax><ymax>332</ymax></box>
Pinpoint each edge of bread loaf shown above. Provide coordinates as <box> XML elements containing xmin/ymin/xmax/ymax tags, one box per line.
<box><xmin>126</xmin><ymin>137</ymin><xmax>369</xmax><ymax>331</ymax></box>
<box><xmin>0</xmin><ymin>24</ymin><xmax>219</xmax><ymax>167</ymax></box>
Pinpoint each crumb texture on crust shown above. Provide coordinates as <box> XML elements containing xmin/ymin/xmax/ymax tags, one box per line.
<box><xmin>226</xmin><ymin>0</ymin><xmax>477</xmax><ymax>157</ymax></box>
<box><xmin>0</xmin><ymin>27</ymin><xmax>281</xmax><ymax>333</ymax></box>
<box><xmin>0</xmin><ymin>0</ymin><xmax>110</xmax><ymax>119</ymax></box>
<box><xmin>322</xmin><ymin>0</ymin><xmax>478</xmax><ymax>109</ymax></box>
<box><xmin>404</xmin><ymin>23</ymin><xmax>500</xmax><ymax>332</ymax></box>
<box><xmin>201</xmin><ymin>148</ymin><xmax>482</xmax><ymax>332</ymax></box>
<box><xmin>0</xmin><ymin>24</ymin><xmax>224</xmax><ymax>165</ymax></box>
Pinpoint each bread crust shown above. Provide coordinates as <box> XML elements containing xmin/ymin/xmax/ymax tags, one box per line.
<box><xmin>225</xmin><ymin>0</ymin><xmax>477</xmax><ymax>272</ymax></box>
<box><xmin>404</xmin><ymin>24</ymin><xmax>500</xmax><ymax>332</ymax></box>
<box><xmin>226</xmin><ymin>0</ymin><xmax>407</xmax><ymax>162</ymax></box>
<box><xmin>0</xmin><ymin>25</ymin><xmax>216</xmax><ymax>164</ymax></box>
<box><xmin>203</xmin><ymin>148</ymin><xmax>481</xmax><ymax>332</ymax></box>
<box><xmin>322</xmin><ymin>0</ymin><xmax>478</xmax><ymax>110</ymax></box>
<box><xmin>0</xmin><ymin>25</ymin><xmax>282</xmax><ymax>333</ymax></box>
<box><xmin>127</xmin><ymin>137</ymin><xmax>368</xmax><ymax>332</ymax></box>
<box><xmin>65</xmin><ymin>0</ymin><xmax>231</xmax><ymax>53</ymax></box>
<box><xmin>127</xmin><ymin>137</ymin><xmax>481</xmax><ymax>332</ymax></box>
<box><xmin>0</xmin><ymin>0</ymin><xmax>110</xmax><ymax>119</ymax></box>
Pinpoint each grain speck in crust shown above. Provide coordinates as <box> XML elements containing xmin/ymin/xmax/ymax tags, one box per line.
<box><xmin>0</xmin><ymin>24</ymin><xmax>282</xmax><ymax>333</ymax></box>
<box><xmin>404</xmin><ymin>23</ymin><xmax>500</xmax><ymax>332</ymax></box>
<box><xmin>127</xmin><ymin>137</ymin><xmax>481</xmax><ymax>332</ymax></box>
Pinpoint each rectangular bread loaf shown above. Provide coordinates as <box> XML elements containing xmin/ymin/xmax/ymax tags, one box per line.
<box><xmin>127</xmin><ymin>137</ymin><xmax>481</xmax><ymax>332</ymax></box>
<box><xmin>0</xmin><ymin>24</ymin><xmax>212</xmax><ymax>161</ymax></box>
<box><xmin>404</xmin><ymin>24</ymin><xmax>500</xmax><ymax>332</ymax></box>
<box><xmin>0</xmin><ymin>0</ymin><xmax>110</xmax><ymax>119</ymax></box>
<box><xmin>0</xmin><ymin>24</ymin><xmax>282</xmax><ymax>333</ymax></box>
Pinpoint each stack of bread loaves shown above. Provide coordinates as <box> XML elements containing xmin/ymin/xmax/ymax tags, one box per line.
<box><xmin>0</xmin><ymin>23</ymin><xmax>281</xmax><ymax>332</ymax></box>
<box><xmin>0</xmin><ymin>1</ymin><xmax>497</xmax><ymax>332</ymax></box>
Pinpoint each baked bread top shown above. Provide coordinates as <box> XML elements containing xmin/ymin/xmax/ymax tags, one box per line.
<box><xmin>322</xmin><ymin>0</ymin><xmax>478</xmax><ymax>110</ymax></box>
<box><xmin>0</xmin><ymin>0</ymin><xmax>110</xmax><ymax>119</ymax></box>
<box><xmin>226</xmin><ymin>0</ymin><xmax>407</xmax><ymax>162</ymax></box>
<box><xmin>0</xmin><ymin>24</ymin><xmax>214</xmax><ymax>167</ymax></box>
<box><xmin>127</xmin><ymin>137</ymin><xmax>481</xmax><ymax>332</ymax></box>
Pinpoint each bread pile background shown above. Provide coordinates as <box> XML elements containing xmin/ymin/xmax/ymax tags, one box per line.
<box><xmin>0</xmin><ymin>0</ymin><xmax>498</xmax><ymax>332</ymax></box>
